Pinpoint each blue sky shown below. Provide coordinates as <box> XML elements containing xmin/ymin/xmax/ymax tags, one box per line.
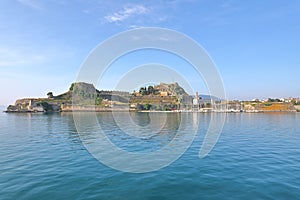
<box><xmin>0</xmin><ymin>0</ymin><xmax>299</xmax><ymax>105</ymax></box>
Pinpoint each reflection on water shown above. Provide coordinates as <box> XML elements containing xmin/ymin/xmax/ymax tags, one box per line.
<box><xmin>130</xmin><ymin>112</ymin><xmax>151</xmax><ymax>127</ymax></box>
<box><xmin>72</xmin><ymin>112</ymin><xmax>199</xmax><ymax>172</ymax></box>
<box><xmin>74</xmin><ymin>112</ymin><xmax>192</xmax><ymax>152</ymax></box>
<box><xmin>128</xmin><ymin>112</ymin><xmax>182</xmax><ymax>133</ymax></box>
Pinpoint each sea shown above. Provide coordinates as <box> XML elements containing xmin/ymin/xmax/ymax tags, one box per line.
<box><xmin>0</xmin><ymin>112</ymin><xmax>299</xmax><ymax>200</ymax></box>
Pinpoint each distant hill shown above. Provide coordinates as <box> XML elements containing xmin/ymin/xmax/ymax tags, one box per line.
<box><xmin>195</xmin><ymin>94</ymin><xmax>222</xmax><ymax>101</ymax></box>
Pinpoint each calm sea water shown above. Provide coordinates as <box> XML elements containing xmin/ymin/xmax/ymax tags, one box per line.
<box><xmin>0</xmin><ymin>112</ymin><xmax>300</xmax><ymax>199</ymax></box>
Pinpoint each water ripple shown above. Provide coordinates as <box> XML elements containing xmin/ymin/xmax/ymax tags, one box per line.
<box><xmin>0</xmin><ymin>113</ymin><xmax>300</xmax><ymax>199</ymax></box>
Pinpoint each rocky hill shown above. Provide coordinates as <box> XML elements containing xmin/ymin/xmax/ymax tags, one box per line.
<box><xmin>130</xmin><ymin>82</ymin><xmax>192</xmax><ymax>111</ymax></box>
<box><xmin>56</xmin><ymin>82</ymin><xmax>131</xmax><ymax>103</ymax></box>
<box><xmin>154</xmin><ymin>82</ymin><xmax>188</xmax><ymax>96</ymax></box>
<box><xmin>5</xmin><ymin>82</ymin><xmax>131</xmax><ymax>112</ymax></box>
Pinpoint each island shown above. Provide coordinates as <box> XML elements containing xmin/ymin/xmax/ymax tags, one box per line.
<box><xmin>5</xmin><ymin>82</ymin><xmax>299</xmax><ymax>113</ymax></box>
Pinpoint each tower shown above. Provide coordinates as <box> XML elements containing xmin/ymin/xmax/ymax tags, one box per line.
<box><xmin>193</xmin><ymin>91</ymin><xmax>200</xmax><ymax>111</ymax></box>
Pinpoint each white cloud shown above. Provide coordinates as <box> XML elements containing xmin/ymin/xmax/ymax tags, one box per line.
<box><xmin>128</xmin><ymin>25</ymin><xmax>146</xmax><ymax>29</ymax></box>
<box><xmin>104</xmin><ymin>5</ymin><xmax>149</xmax><ymax>23</ymax></box>
<box><xmin>17</xmin><ymin>0</ymin><xmax>43</xmax><ymax>10</ymax></box>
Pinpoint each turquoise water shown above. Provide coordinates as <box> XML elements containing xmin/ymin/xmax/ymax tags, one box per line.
<box><xmin>0</xmin><ymin>112</ymin><xmax>300</xmax><ymax>199</ymax></box>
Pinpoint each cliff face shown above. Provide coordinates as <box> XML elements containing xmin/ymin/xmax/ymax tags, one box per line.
<box><xmin>66</xmin><ymin>82</ymin><xmax>130</xmax><ymax>104</ymax></box>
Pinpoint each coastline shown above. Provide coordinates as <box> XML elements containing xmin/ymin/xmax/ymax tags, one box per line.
<box><xmin>5</xmin><ymin>82</ymin><xmax>299</xmax><ymax>114</ymax></box>
<box><xmin>3</xmin><ymin>109</ymin><xmax>298</xmax><ymax>114</ymax></box>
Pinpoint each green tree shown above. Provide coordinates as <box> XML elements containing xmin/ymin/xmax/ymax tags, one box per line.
<box><xmin>47</xmin><ymin>92</ymin><xmax>53</xmax><ymax>98</ymax></box>
<box><xmin>69</xmin><ymin>83</ymin><xmax>75</xmax><ymax>91</ymax></box>
<box><xmin>139</xmin><ymin>87</ymin><xmax>148</xmax><ymax>95</ymax></box>
<box><xmin>144</xmin><ymin>104</ymin><xmax>152</xmax><ymax>110</ymax></box>
<box><xmin>148</xmin><ymin>86</ymin><xmax>154</xmax><ymax>94</ymax></box>
<box><xmin>267</xmin><ymin>98</ymin><xmax>275</xmax><ymax>102</ymax></box>
<box><xmin>95</xmin><ymin>97</ymin><xmax>103</xmax><ymax>105</ymax></box>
